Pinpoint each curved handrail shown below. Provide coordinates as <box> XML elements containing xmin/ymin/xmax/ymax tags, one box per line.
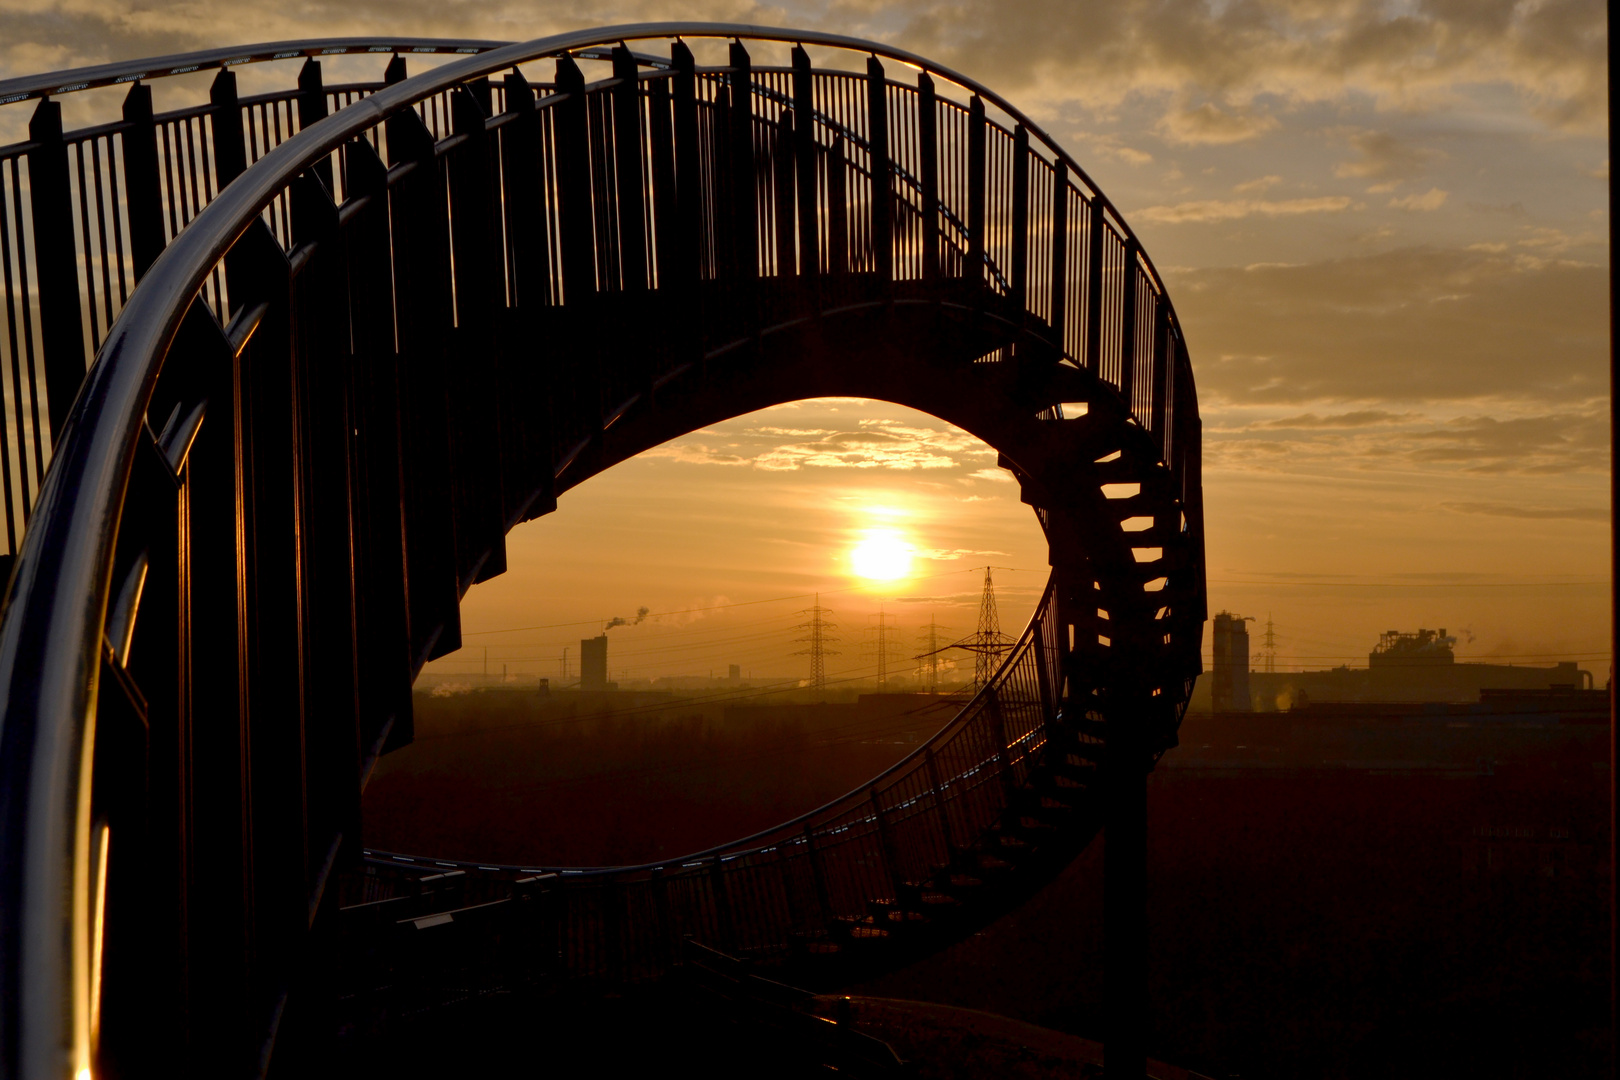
<box><xmin>0</xmin><ymin>25</ymin><xmax>1201</xmax><ymax>1074</ymax></box>
<box><xmin>0</xmin><ymin>37</ymin><xmax>508</xmax><ymax>105</ymax></box>
<box><xmin>361</xmin><ymin>577</ymin><xmax>1058</xmax><ymax>880</ymax></box>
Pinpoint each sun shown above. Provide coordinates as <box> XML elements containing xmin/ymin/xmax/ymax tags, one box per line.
<box><xmin>850</xmin><ymin>529</ymin><xmax>915</xmax><ymax>581</ymax></box>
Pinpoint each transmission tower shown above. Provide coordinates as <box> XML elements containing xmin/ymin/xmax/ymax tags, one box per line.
<box><xmin>947</xmin><ymin>566</ymin><xmax>1015</xmax><ymax>689</ymax></box>
<box><xmin>865</xmin><ymin>610</ymin><xmax>894</xmax><ymax>688</ymax></box>
<box><xmin>1261</xmin><ymin>613</ymin><xmax>1277</xmax><ymax>674</ymax></box>
<box><xmin>792</xmin><ymin>594</ymin><xmax>840</xmax><ymax>695</ymax></box>
<box><xmin>914</xmin><ymin>615</ymin><xmax>950</xmax><ymax>694</ymax></box>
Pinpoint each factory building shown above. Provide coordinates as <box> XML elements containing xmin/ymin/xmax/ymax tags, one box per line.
<box><xmin>1212</xmin><ymin>612</ymin><xmax>1253</xmax><ymax>713</ymax></box>
<box><xmin>580</xmin><ymin>634</ymin><xmax>610</xmax><ymax>692</ymax></box>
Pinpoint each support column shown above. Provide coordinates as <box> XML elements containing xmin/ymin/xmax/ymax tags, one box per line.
<box><xmin>1104</xmin><ymin>706</ymin><xmax>1148</xmax><ymax>1079</ymax></box>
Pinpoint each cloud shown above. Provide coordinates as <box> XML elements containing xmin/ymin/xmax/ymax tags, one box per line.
<box><xmin>1172</xmin><ymin>246</ymin><xmax>1608</xmax><ymax>406</ymax></box>
<box><xmin>1440</xmin><ymin>501</ymin><xmax>1608</xmax><ymax>522</ymax></box>
<box><xmin>1388</xmin><ymin>187</ymin><xmax>1448</xmax><ymax>212</ymax></box>
<box><xmin>1250</xmin><ymin>411</ymin><xmax>1417</xmax><ymax>430</ymax></box>
<box><xmin>1207</xmin><ymin>406</ymin><xmax>1609</xmax><ymax>477</ymax></box>
<box><xmin>1232</xmin><ymin>175</ymin><xmax>1283</xmax><ymax>195</ymax></box>
<box><xmin>644</xmin><ymin>417</ymin><xmax>997</xmax><ymax>473</ymax></box>
<box><xmin>1137</xmin><ymin>196</ymin><xmax>1353</xmax><ymax>224</ymax></box>
<box><xmin>1157</xmin><ymin>103</ymin><xmax>1278</xmax><ymax>144</ymax></box>
<box><xmin>1334</xmin><ymin>131</ymin><xmax>1440</xmax><ymax>182</ymax></box>
<box><xmin>886</xmin><ymin>0</ymin><xmax>1606</xmax><ymax>132</ymax></box>
<box><xmin>914</xmin><ymin>547</ymin><xmax>1011</xmax><ymax>561</ymax></box>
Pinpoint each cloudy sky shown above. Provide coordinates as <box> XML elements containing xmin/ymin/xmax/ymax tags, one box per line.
<box><xmin>1</xmin><ymin>1</ymin><xmax>1607</xmax><ymax>684</ymax></box>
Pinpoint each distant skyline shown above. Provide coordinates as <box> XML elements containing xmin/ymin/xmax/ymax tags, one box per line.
<box><xmin>0</xmin><ymin>1</ymin><xmax>1607</xmax><ymax>681</ymax></box>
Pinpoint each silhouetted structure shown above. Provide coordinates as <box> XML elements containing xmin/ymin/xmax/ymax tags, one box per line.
<box><xmin>794</xmin><ymin>595</ymin><xmax>841</xmax><ymax>696</ymax></box>
<box><xmin>948</xmin><ymin>567</ymin><xmax>1017</xmax><ymax>689</ymax></box>
<box><xmin>0</xmin><ymin>28</ymin><xmax>1205</xmax><ymax>1077</ymax></box>
<box><xmin>580</xmin><ymin>634</ymin><xmax>610</xmax><ymax>692</ymax></box>
<box><xmin>1212</xmin><ymin>611</ymin><xmax>1253</xmax><ymax>712</ymax></box>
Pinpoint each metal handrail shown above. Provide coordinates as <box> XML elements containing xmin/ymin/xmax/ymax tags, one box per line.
<box><xmin>361</xmin><ymin>578</ymin><xmax>1059</xmax><ymax>880</ymax></box>
<box><xmin>0</xmin><ymin>25</ymin><xmax>1201</xmax><ymax>1074</ymax></box>
<box><xmin>0</xmin><ymin>38</ymin><xmax>507</xmax><ymax>105</ymax></box>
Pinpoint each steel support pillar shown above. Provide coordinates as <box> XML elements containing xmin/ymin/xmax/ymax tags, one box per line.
<box><xmin>1104</xmin><ymin>733</ymin><xmax>1148</xmax><ymax>1079</ymax></box>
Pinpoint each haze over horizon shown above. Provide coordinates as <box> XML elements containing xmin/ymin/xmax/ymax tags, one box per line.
<box><xmin>1</xmin><ymin>0</ymin><xmax>1607</xmax><ymax>683</ymax></box>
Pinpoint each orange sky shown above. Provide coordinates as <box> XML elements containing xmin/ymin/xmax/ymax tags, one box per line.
<box><xmin>1</xmin><ymin>1</ymin><xmax>1608</xmax><ymax>683</ymax></box>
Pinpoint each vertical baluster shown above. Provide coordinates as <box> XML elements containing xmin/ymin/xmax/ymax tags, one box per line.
<box><xmin>171</xmin><ymin>303</ymin><xmax>251</xmax><ymax>1069</ymax></box>
<box><xmin>342</xmin><ymin>137</ymin><xmax>414</xmax><ymax>755</ymax></box>
<box><xmin>386</xmin><ymin>105</ymin><xmax>462</xmax><ymax>666</ymax></box>
<box><xmin>553</xmin><ymin>55</ymin><xmax>602</xmax><ymax>452</ymax></box>
<box><xmin>917</xmin><ymin>73</ymin><xmax>939</xmax><ymax>288</ymax></box>
<box><xmin>1118</xmin><ymin>238</ymin><xmax>1139</xmax><ymax>405</ymax></box>
<box><xmin>296</xmin><ymin>59</ymin><xmax>333</xmax><ymax>192</ymax></box>
<box><xmin>727</xmin><ymin>42</ymin><xmax>758</xmax><ymax>325</ymax></box>
<box><xmin>208</xmin><ymin>70</ymin><xmax>246</xmax><ymax>189</ymax></box>
<box><xmin>287</xmin><ymin>174</ymin><xmax>359</xmax><ymax>903</ymax></box>
<box><xmin>827</xmin><ymin>136</ymin><xmax>848</xmax><ymax>276</ymax></box>
<box><xmin>499</xmin><ymin>70</ymin><xmax>558</xmax><ymax>523</ymax></box>
<box><xmin>647</xmin><ymin>74</ymin><xmax>677</xmax><ymax>295</ymax></box>
<box><xmin>1049</xmin><ymin>164</ymin><xmax>1068</xmax><ymax>353</ymax></box>
<box><xmin>866</xmin><ymin>57</ymin><xmax>892</xmax><ymax>290</ymax></box>
<box><xmin>869</xmin><ymin>789</ymin><xmax>906</xmax><ymax>903</ymax></box>
<box><xmin>1010</xmin><ymin>125</ymin><xmax>1029</xmax><ymax>320</ymax></box>
<box><xmin>1150</xmin><ymin>299</ymin><xmax>1171</xmax><ymax>453</ymax></box>
<box><xmin>924</xmin><ymin>747</ymin><xmax>957</xmax><ymax>859</ymax></box>
<box><xmin>803</xmin><ymin>824</ymin><xmax>834</xmax><ymax>928</ymax></box>
<box><xmin>611</xmin><ymin>46</ymin><xmax>648</xmax><ymax>296</ymax></box>
<box><xmin>553</xmin><ymin>56</ymin><xmax>597</xmax><ymax>305</ymax></box>
<box><xmin>790</xmin><ymin>47</ymin><xmax>820</xmax><ymax>285</ymax></box>
<box><xmin>710</xmin><ymin>855</ymin><xmax>737</xmax><ymax>955</ymax></box>
<box><xmin>230</xmin><ymin>221</ymin><xmax>309</xmax><ymax>1024</ymax></box>
<box><xmin>669</xmin><ymin>43</ymin><xmax>703</xmax><ymax>365</ymax></box>
<box><xmin>447</xmin><ymin>83</ymin><xmax>508</xmax><ymax>587</ymax></box>
<box><xmin>966</xmin><ymin>96</ymin><xmax>986</xmax><ymax>292</ymax></box>
<box><xmin>26</xmin><ymin>98</ymin><xmax>87</xmax><ymax>443</ymax></box>
<box><xmin>772</xmin><ymin>109</ymin><xmax>796</xmax><ymax>281</ymax></box>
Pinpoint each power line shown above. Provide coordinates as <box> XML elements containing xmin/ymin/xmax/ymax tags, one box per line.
<box><xmin>459</xmin><ymin>565</ymin><xmax>1040</xmax><ymax>637</ymax></box>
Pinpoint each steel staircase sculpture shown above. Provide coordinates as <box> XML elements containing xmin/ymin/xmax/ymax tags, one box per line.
<box><xmin>0</xmin><ymin>25</ymin><xmax>1204</xmax><ymax>1078</ymax></box>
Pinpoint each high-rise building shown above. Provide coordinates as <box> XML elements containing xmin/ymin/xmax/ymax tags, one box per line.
<box><xmin>1212</xmin><ymin>612</ymin><xmax>1253</xmax><ymax>712</ymax></box>
<box><xmin>580</xmin><ymin>634</ymin><xmax>609</xmax><ymax>691</ymax></box>
<box><xmin>728</xmin><ymin>664</ymin><xmax>741</xmax><ymax>682</ymax></box>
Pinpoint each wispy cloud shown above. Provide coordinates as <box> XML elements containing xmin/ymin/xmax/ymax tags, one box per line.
<box><xmin>1388</xmin><ymin>188</ymin><xmax>1448</xmax><ymax>212</ymax></box>
<box><xmin>1137</xmin><ymin>196</ymin><xmax>1353</xmax><ymax>224</ymax></box>
<box><xmin>1440</xmin><ymin>501</ymin><xmax>1608</xmax><ymax>522</ymax></box>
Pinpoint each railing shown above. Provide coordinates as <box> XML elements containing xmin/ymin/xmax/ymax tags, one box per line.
<box><xmin>362</xmin><ymin>578</ymin><xmax>1071</xmax><ymax>981</ymax></box>
<box><xmin>0</xmin><ymin>32</ymin><xmax>1197</xmax><ymax>563</ymax></box>
<box><xmin>0</xmin><ymin>24</ymin><xmax>1202</xmax><ymax>1077</ymax></box>
<box><xmin>0</xmin><ymin>40</ymin><xmax>506</xmax><ymax>559</ymax></box>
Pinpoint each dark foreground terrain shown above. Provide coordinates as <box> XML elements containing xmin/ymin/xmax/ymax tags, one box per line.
<box><xmin>362</xmin><ymin>689</ymin><xmax>1611</xmax><ymax>1077</ymax></box>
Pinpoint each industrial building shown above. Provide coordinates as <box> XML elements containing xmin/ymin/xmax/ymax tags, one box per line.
<box><xmin>1211</xmin><ymin>612</ymin><xmax>1253</xmax><ymax>712</ymax></box>
<box><xmin>580</xmin><ymin>634</ymin><xmax>612</xmax><ymax>692</ymax></box>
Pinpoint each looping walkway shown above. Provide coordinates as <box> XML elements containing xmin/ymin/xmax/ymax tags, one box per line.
<box><xmin>0</xmin><ymin>26</ymin><xmax>1204</xmax><ymax>1076</ymax></box>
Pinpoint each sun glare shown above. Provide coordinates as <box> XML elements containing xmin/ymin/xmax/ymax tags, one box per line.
<box><xmin>850</xmin><ymin>529</ymin><xmax>915</xmax><ymax>581</ymax></box>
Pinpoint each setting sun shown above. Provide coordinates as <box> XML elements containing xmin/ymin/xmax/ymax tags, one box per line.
<box><xmin>850</xmin><ymin>529</ymin><xmax>915</xmax><ymax>581</ymax></box>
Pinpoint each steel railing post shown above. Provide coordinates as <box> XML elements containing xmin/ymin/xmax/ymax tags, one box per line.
<box><xmin>1049</xmin><ymin>162</ymin><xmax>1068</xmax><ymax>353</ymax></box>
<box><xmin>26</xmin><ymin>98</ymin><xmax>87</xmax><ymax>443</ymax></box>
<box><xmin>295</xmin><ymin>58</ymin><xmax>333</xmax><ymax>192</ymax></box>
<box><xmin>120</xmin><ymin>82</ymin><xmax>167</xmax><ymax>281</ymax></box>
<box><xmin>1084</xmin><ymin>200</ymin><xmax>1104</xmax><ymax>375</ymax></box>
<box><xmin>791</xmin><ymin>46</ymin><xmax>821</xmax><ymax>284</ymax></box>
<box><xmin>1119</xmin><ymin>237</ymin><xmax>1140</xmax><ymax>407</ymax></box>
<box><xmin>867</xmin><ymin>56</ymin><xmax>892</xmax><ymax>290</ymax></box>
<box><xmin>917</xmin><ymin>72</ymin><xmax>940</xmax><ymax>288</ymax></box>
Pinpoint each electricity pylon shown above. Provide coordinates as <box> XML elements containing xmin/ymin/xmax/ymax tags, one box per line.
<box><xmin>950</xmin><ymin>566</ymin><xmax>1015</xmax><ymax>690</ymax></box>
<box><xmin>792</xmin><ymin>594</ymin><xmax>839</xmax><ymax>695</ymax></box>
<box><xmin>866</xmin><ymin>610</ymin><xmax>894</xmax><ymax>688</ymax></box>
<box><xmin>915</xmin><ymin>615</ymin><xmax>950</xmax><ymax>693</ymax></box>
